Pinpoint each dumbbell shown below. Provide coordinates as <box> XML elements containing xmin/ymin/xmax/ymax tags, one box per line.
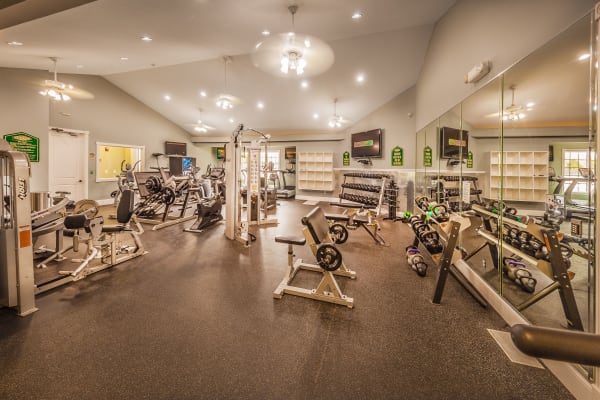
<box><xmin>517</xmin><ymin>231</ymin><xmax>535</xmax><ymax>256</ymax></box>
<box><xmin>406</xmin><ymin>246</ymin><xmax>427</xmax><ymax>277</ymax></box>
<box><xmin>502</xmin><ymin>257</ymin><xmax>537</xmax><ymax>293</ymax></box>
<box><xmin>421</xmin><ymin>230</ymin><xmax>443</xmax><ymax>254</ymax></box>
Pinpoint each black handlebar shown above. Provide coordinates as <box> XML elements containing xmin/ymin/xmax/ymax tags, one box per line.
<box><xmin>511</xmin><ymin>324</ymin><xmax>600</xmax><ymax>366</ymax></box>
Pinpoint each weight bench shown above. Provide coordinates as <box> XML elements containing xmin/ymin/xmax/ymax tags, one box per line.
<box><xmin>273</xmin><ymin>206</ymin><xmax>356</xmax><ymax>308</ymax></box>
<box><xmin>57</xmin><ymin>214</ymin><xmax>104</xmax><ymax>280</ymax></box>
<box><xmin>326</xmin><ymin>210</ymin><xmax>387</xmax><ymax>246</ymax></box>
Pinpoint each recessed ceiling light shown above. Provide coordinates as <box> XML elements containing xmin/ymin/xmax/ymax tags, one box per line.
<box><xmin>164</xmin><ymin>94</ymin><xmax>171</xmax><ymax>101</ymax></box>
<box><xmin>67</xmin><ymin>84</ymin><xmax>74</xmax><ymax>90</ymax></box>
<box><xmin>526</xmin><ymin>102</ymin><xmax>535</xmax><ymax>108</ymax></box>
<box><xmin>578</xmin><ymin>53</ymin><xmax>590</xmax><ymax>61</ymax></box>
<box><xmin>257</xmin><ymin>101</ymin><xmax>265</xmax><ymax>109</ymax></box>
<box><xmin>356</xmin><ymin>73</ymin><xmax>365</xmax><ymax>83</ymax></box>
<box><xmin>120</xmin><ymin>57</ymin><xmax>129</xmax><ymax>61</ymax></box>
<box><xmin>261</xmin><ymin>30</ymin><xmax>270</xmax><ymax>36</ymax></box>
<box><xmin>200</xmin><ymin>90</ymin><xmax>207</xmax><ymax>97</ymax></box>
<box><xmin>76</xmin><ymin>64</ymin><xmax>84</xmax><ymax>69</ymax></box>
<box><xmin>301</xmin><ymin>80</ymin><xmax>309</xmax><ymax>89</ymax></box>
<box><xmin>352</xmin><ymin>11</ymin><xmax>363</xmax><ymax>20</ymax></box>
<box><xmin>229</xmin><ymin>118</ymin><xmax>235</xmax><ymax>123</ymax></box>
<box><xmin>141</xmin><ymin>35</ymin><xmax>153</xmax><ymax>42</ymax></box>
<box><xmin>313</xmin><ymin>113</ymin><xmax>319</xmax><ymax>119</ymax></box>
<box><xmin>7</xmin><ymin>41</ymin><xmax>23</xmax><ymax>46</ymax></box>
<box><xmin>304</xmin><ymin>39</ymin><xmax>311</xmax><ymax>48</ymax></box>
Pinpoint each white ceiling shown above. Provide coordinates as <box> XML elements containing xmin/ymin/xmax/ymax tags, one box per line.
<box><xmin>0</xmin><ymin>0</ymin><xmax>457</xmax><ymax>136</ymax></box>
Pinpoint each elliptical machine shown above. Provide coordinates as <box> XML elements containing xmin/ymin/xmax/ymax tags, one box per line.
<box><xmin>184</xmin><ymin>164</ymin><xmax>225</xmax><ymax>233</ymax></box>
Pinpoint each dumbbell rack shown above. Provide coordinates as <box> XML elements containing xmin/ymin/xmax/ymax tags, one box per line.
<box><xmin>469</xmin><ymin>204</ymin><xmax>583</xmax><ymax>330</ymax></box>
<box><xmin>411</xmin><ymin>207</ymin><xmax>487</xmax><ymax>307</ymax></box>
<box><xmin>337</xmin><ymin>172</ymin><xmax>390</xmax><ymax>216</ymax></box>
<box><xmin>429</xmin><ymin>175</ymin><xmax>482</xmax><ymax>211</ymax></box>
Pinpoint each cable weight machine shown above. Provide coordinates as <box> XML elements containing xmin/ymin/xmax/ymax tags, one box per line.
<box><xmin>0</xmin><ymin>138</ymin><xmax>37</xmax><ymax>316</ymax></box>
<box><xmin>225</xmin><ymin>124</ymin><xmax>278</xmax><ymax>246</ymax></box>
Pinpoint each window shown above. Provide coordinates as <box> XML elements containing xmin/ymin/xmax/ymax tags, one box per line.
<box><xmin>562</xmin><ymin>149</ymin><xmax>596</xmax><ymax>193</ymax></box>
<box><xmin>96</xmin><ymin>142</ymin><xmax>144</xmax><ymax>182</ymax></box>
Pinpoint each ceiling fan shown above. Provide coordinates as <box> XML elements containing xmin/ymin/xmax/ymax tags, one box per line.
<box><xmin>185</xmin><ymin>120</ymin><xmax>217</xmax><ymax>133</ymax></box>
<box><xmin>38</xmin><ymin>57</ymin><xmax>93</xmax><ymax>100</ymax></box>
<box><xmin>251</xmin><ymin>4</ymin><xmax>334</xmax><ymax>78</ymax></box>
<box><xmin>328</xmin><ymin>98</ymin><xmax>350</xmax><ymax>128</ymax></box>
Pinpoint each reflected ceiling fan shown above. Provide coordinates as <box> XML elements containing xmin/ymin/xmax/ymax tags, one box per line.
<box><xmin>328</xmin><ymin>98</ymin><xmax>350</xmax><ymax>128</ymax></box>
<box><xmin>38</xmin><ymin>57</ymin><xmax>94</xmax><ymax>101</ymax></box>
<box><xmin>485</xmin><ymin>85</ymin><xmax>533</xmax><ymax>120</ymax></box>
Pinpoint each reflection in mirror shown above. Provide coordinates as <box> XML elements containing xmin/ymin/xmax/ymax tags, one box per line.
<box><xmin>500</xmin><ymin>13</ymin><xmax>593</xmax><ymax>341</ymax></box>
<box><xmin>96</xmin><ymin>142</ymin><xmax>145</xmax><ymax>182</ymax></box>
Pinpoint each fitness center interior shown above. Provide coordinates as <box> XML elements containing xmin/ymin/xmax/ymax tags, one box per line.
<box><xmin>1</xmin><ymin>1</ymin><xmax>600</xmax><ymax>399</ymax></box>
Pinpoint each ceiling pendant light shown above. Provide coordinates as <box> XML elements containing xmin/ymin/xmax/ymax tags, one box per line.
<box><xmin>215</xmin><ymin>56</ymin><xmax>238</xmax><ymax>110</ymax></box>
<box><xmin>251</xmin><ymin>4</ymin><xmax>334</xmax><ymax>78</ymax></box>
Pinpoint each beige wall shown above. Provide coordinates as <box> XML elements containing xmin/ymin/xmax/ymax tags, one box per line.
<box><xmin>415</xmin><ymin>0</ymin><xmax>595</xmax><ymax>130</ymax></box>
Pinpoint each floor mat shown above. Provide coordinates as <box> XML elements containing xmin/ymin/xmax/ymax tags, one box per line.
<box><xmin>488</xmin><ymin>329</ymin><xmax>544</xmax><ymax>369</ymax></box>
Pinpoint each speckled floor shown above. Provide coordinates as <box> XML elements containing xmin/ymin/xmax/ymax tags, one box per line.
<box><xmin>0</xmin><ymin>199</ymin><xmax>575</xmax><ymax>400</ymax></box>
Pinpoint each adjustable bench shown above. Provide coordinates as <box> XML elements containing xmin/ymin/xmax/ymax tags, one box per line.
<box><xmin>273</xmin><ymin>206</ymin><xmax>356</xmax><ymax>308</ymax></box>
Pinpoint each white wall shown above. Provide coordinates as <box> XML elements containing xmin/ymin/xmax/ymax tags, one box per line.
<box><xmin>415</xmin><ymin>0</ymin><xmax>595</xmax><ymax>130</ymax></box>
<box><xmin>341</xmin><ymin>85</ymin><xmax>416</xmax><ymax>170</ymax></box>
<box><xmin>0</xmin><ymin>67</ymin><xmax>207</xmax><ymax>200</ymax></box>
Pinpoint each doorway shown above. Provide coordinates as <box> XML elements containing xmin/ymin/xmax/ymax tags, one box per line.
<box><xmin>48</xmin><ymin>127</ymin><xmax>88</xmax><ymax>201</ymax></box>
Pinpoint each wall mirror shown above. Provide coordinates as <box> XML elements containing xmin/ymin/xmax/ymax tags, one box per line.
<box><xmin>95</xmin><ymin>142</ymin><xmax>145</xmax><ymax>182</ymax></box>
<box><xmin>416</xmin><ymin>11</ymin><xmax>596</xmax><ymax>379</ymax></box>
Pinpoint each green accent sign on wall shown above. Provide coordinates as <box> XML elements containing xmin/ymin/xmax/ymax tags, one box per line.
<box><xmin>391</xmin><ymin>146</ymin><xmax>403</xmax><ymax>166</ymax></box>
<box><xmin>466</xmin><ymin>151</ymin><xmax>473</xmax><ymax>168</ymax></box>
<box><xmin>343</xmin><ymin>151</ymin><xmax>350</xmax><ymax>166</ymax></box>
<box><xmin>3</xmin><ymin>132</ymin><xmax>39</xmax><ymax>162</ymax></box>
<box><xmin>423</xmin><ymin>146</ymin><xmax>432</xmax><ymax>167</ymax></box>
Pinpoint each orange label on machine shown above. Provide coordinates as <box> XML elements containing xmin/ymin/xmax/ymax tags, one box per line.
<box><xmin>19</xmin><ymin>229</ymin><xmax>32</xmax><ymax>248</ymax></box>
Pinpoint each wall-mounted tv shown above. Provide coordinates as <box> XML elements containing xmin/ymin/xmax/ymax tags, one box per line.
<box><xmin>215</xmin><ymin>147</ymin><xmax>225</xmax><ymax>160</ymax></box>
<box><xmin>285</xmin><ymin>146</ymin><xmax>296</xmax><ymax>160</ymax></box>
<box><xmin>351</xmin><ymin>129</ymin><xmax>382</xmax><ymax>158</ymax></box>
<box><xmin>165</xmin><ymin>141</ymin><xmax>187</xmax><ymax>156</ymax></box>
<box><xmin>439</xmin><ymin>127</ymin><xmax>468</xmax><ymax>160</ymax></box>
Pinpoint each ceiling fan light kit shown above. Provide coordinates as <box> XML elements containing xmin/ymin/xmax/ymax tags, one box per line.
<box><xmin>251</xmin><ymin>4</ymin><xmax>334</xmax><ymax>78</ymax></box>
<box><xmin>39</xmin><ymin>57</ymin><xmax>73</xmax><ymax>101</ymax></box>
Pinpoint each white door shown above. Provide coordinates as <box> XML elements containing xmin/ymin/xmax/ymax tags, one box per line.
<box><xmin>48</xmin><ymin>128</ymin><xmax>88</xmax><ymax>201</ymax></box>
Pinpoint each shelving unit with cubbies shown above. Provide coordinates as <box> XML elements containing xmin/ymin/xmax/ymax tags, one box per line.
<box><xmin>489</xmin><ymin>151</ymin><xmax>548</xmax><ymax>202</ymax></box>
<box><xmin>297</xmin><ymin>152</ymin><xmax>334</xmax><ymax>191</ymax></box>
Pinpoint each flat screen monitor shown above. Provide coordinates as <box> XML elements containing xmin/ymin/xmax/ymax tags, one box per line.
<box><xmin>351</xmin><ymin>129</ymin><xmax>382</xmax><ymax>158</ymax></box>
<box><xmin>439</xmin><ymin>127</ymin><xmax>468</xmax><ymax>160</ymax></box>
<box><xmin>285</xmin><ymin>146</ymin><xmax>296</xmax><ymax>160</ymax></box>
<box><xmin>169</xmin><ymin>156</ymin><xmax>196</xmax><ymax>176</ymax></box>
<box><xmin>165</xmin><ymin>141</ymin><xmax>187</xmax><ymax>156</ymax></box>
<box><xmin>216</xmin><ymin>147</ymin><xmax>225</xmax><ymax>160</ymax></box>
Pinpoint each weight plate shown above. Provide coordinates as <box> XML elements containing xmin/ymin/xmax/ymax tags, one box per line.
<box><xmin>162</xmin><ymin>187</ymin><xmax>176</xmax><ymax>206</ymax></box>
<box><xmin>73</xmin><ymin>199</ymin><xmax>99</xmax><ymax>217</ymax></box>
<box><xmin>315</xmin><ymin>244</ymin><xmax>342</xmax><ymax>272</ymax></box>
<box><xmin>329</xmin><ymin>223</ymin><xmax>349</xmax><ymax>244</ymax></box>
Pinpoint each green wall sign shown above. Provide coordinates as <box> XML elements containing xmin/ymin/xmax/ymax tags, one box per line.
<box><xmin>423</xmin><ymin>146</ymin><xmax>432</xmax><ymax>167</ymax></box>
<box><xmin>3</xmin><ymin>132</ymin><xmax>39</xmax><ymax>162</ymax></box>
<box><xmin>466</xmin><ymin>151</ymin><xmax>473</xmax><ymax>168</ymax></box>
<box><xmin>391</xmin><ymin>146</ymin><xmax>403</xmax><ymax>166</ymax></box>
<box><xmin>343</xmin><ymin>151</ymin><xmax>350</xmax><ymax>166</ymax></box>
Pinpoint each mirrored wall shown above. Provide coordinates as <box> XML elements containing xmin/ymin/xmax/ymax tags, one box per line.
<box><xmin>416</xmin><ymin>12</ymin><xmax>596</xmax><ymax>379</ymax></box>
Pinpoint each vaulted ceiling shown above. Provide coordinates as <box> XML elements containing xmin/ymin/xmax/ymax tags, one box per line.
<box><xmin>0</xmin><ymin>0</ymin><xmax>457</xmax><ymax>136</ymax></box>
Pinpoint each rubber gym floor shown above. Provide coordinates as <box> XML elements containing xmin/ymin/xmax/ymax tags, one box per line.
<box><xmin>0</xmin><ymin>199</ymin><xmax>575</xmax><ymax>400</ymax></box>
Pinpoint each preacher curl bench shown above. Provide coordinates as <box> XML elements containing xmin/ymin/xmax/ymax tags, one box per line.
<box><xmin>273</xmin><ymin>207</ymin><xmax>356</xmax><ymax>308</ymax></box>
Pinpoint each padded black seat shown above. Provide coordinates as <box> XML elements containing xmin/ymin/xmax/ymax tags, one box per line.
<box><xmin>324</xmin><ymin>213</ymin><xmax>350</xmax><ymax>222</ymax></box>
<box><xmin>102</xmin><ymin>189</ymin><xmax>134</xmax><ymax>233</ymax></box>
<box><xmin>64</xmin><ymin>214</ymin><xmax>88</xmax><ymax>230</ymax></box>
<box><xmin>301</xmin><ymin>207</ymin><xmax>331</xmax><ymax>245</ymax></box>
<box><xmin>275</xmin><ymin>235</ymin><xmax>306</xmax><ymax>246</ymax></box>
